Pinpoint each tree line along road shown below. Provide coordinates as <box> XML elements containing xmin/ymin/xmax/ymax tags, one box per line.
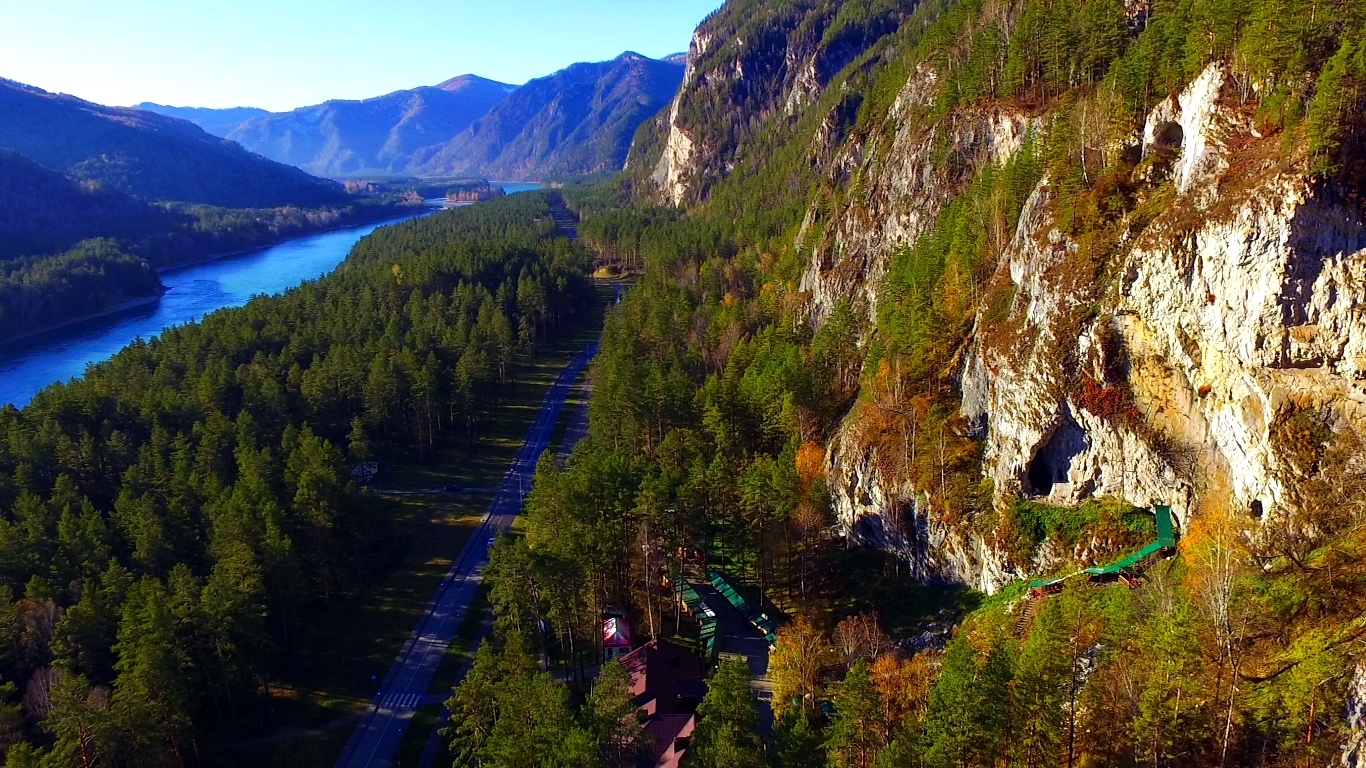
<box><xmin>333</xmin><ymin>339</ymin><xmax>599</xmax><ymax>768</ymax></box>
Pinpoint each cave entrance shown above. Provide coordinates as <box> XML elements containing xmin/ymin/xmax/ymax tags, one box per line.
<box><xmin>1153</xmin><ymin>121</ymin><xmax>1184</xmax><ymax>151</ymax></box>
<box><xmin>1026</xmin><ymin>410</ymin><xmax>1089</xmax><ymax>496</ymax></box>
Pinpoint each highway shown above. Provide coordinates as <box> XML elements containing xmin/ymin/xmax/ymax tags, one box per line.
<box><xmin>334</xmin><ymin>339</ymin><xmax>599</xmax><ymax>768</ymax></box>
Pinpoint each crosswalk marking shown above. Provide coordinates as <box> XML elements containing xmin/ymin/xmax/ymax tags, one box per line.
<box><xmin>379</xmin><ymin>692</ymin><xmax>423</xmax><ymax>710</ymax></box>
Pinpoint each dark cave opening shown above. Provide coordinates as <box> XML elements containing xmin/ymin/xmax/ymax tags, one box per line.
<box><xmin>1026</xmin><ymin>410</ymin><xmax>1089</xmax><ymax>496</ymax></box>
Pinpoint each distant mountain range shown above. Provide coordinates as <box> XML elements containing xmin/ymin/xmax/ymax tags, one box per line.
<box><xmin>0</xmin><ymin>78</ymin><xmax>345</xmax><ymax>208</ymax></box>
<box><xmin>132</xmin><ymin>104</ymin><xmax>270</xmax><ymax>137</ymax></box>
<box><xmin>133</xmin><ymin>53</ymin><xmax>684</xmax><ymax>181</ymax></box>
<box><xmin>412</xmin><ymin>53</ymin><xmax>685</xmax><ymax>181</ymax></box>
<box><xmin>218</xmin><ymin>76</ymin><xmax>513</xmax><ymax>177</ymax></box>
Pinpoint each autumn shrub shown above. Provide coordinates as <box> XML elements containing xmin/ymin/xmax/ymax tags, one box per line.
<box><xmin>1270</xmin><ymin>407</ymin><xmax>1334</xmax><ymax>478</ymax></box>
<box><xmin>1073</xmin><ymin>374</ymin><xmax>1142</xmax><ymax>426</ymax></box>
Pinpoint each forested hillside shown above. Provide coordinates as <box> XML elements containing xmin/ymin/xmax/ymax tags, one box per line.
<box><xmin>0</xmin><ymin>88</ymin><xmax>414</xmax><ymax>340</ymax></box>
<box><xmin>0</xmin><ymin>192</ymin><xmax>592</xmax><ymax>764</ymax></box>
<box><xmin>451</xmin><ymin>0</ymin><xmax>1366</xmax><ymax>766</ymax></box>
<box><xmin>0</xmin><ymin>149</ymin><xmax>413</xmax><ymax>340</ymax></box>
<box><xmin>0</xmin><ymin>79</ymin><xmax>345</xmax><ymax>209</ymax></box>
<box><xmin>0</xmin><ymin>150</ymin><xmax>160</xmax><ymax>260</ymax></box>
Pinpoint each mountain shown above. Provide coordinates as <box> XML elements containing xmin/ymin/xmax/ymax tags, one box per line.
<box><xmin>413</xmin><ymin>52</ymin><xmax>684</xmax><ymax>181</ymax></box>
<box><xmin>223</xmin><ymin>75</ymin><xmax>515</xmax><ymax>177</ymax></box>
<box><xmin>598</xmin><ymin>0</ymin><xmax>1366</xmax><ymax>759</ymax></box>
<box><xmin>0</xmin><ymin>147</ymin><xmax>159</xmax><ymax>259</ymax></box>
<box><xmin>133</xmin><ymin>103</ymin><xmax>270</xmax><ymax>137</ymax></box>
<box><xmin>0</xmin><ymin>78</ymin><xmax>345</xmax><ymax>207</ymax></box>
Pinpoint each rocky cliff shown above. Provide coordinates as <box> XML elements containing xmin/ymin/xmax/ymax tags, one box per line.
<box><xmin>635</xmin><ymin>0</ymin><xmax>1366</xmax><ymax>598</ymax></box>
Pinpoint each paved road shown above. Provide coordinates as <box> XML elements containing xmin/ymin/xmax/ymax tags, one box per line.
<box><xmin>334</xmin><ymin>340</ymin><xmax>599</xmax><ymax>768</ymax></box>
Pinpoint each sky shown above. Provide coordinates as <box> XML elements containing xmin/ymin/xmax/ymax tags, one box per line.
<box><xmin>0</xmin><ymin>0</ymin><xmax>720</xmax><ymax>112</ymax></box>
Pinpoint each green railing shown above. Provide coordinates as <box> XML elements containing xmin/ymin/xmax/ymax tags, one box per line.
<box><xmin>1029</xmin><ymin>505</ymin><xmax>1178</xmax><ymax>588</ymax></box>
<box><xmin>709</xmin><ymin>570</ymin><xmax>779</xmax><ymax>646</ymax></box>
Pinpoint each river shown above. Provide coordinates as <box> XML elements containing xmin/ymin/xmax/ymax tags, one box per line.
<box><xmin>0</xmin><ymin>183</ymin><xmax>540</xmax><ymax>408</ymax></box>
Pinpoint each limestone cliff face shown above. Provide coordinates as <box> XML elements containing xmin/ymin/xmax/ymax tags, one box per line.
<box><xmin>825</xmin><ymin>63</ymin><xmax>1366</xmax><ymax>591</ymax></box>
<box><xmin>799</xmin><ymin>64</ymin><xmax>1031</xmax><ymax>326</ymax></box>
<box><xmin>651</xmin><ymin>30</ymin><xmax>712</xmax><ymax>206</ymax></box>
<box><xmin>640</xmin><ymin>3</ymin><xmax>1366</xmax><ymax>594</ymax></box>
<box><xmin>645</xmin><ymin>2</ymin><xmax>919</xmax><ymax>207</ymax></box>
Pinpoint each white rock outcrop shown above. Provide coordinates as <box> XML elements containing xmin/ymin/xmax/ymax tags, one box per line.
<box><xmin>823</xmin><ymin>62</ymin><xmax>1366</xmax><ymax>591</ymax></box>
<box><xmin>800</xmin><ymin>63</ymin><xmax>1030</xmax><ymax>326</ymax></box>
<box><xmin>651</xmin><ymin>30</ymin><xmax>712</xmax><ymax>205</ymax></box>
<box><xmin>825</xmin><ymin>423</ymin><xmax>1019</xmax><ymax>593</ymax></box>
<box><xmin>1345</xmin><ymin>665</ymin><xmax>1366</xmax><ymax>767</ymax></box>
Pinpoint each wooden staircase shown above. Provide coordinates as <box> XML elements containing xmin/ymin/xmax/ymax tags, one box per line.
<box><xmin>1013</xmin><ymin>596</ymin><xmax>1041</xmax><ymax>638</ymax></box>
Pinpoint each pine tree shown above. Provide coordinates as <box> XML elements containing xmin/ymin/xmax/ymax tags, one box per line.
<box><xmin>771</xmin><ymin>708</ymin><xmax>826</xmax><ymax>768</ymax></box>
<box><xmin>443</xmin><ymin>640</ymin><xmax>501</xmax><ymax>763</ymax></box>
<box><xmin>587</xmin><ymin>660</ymin><xmax>642</xmax><ymax>765</ymax></box>
<box><xmin>1012</xmin><ymin>598</ymin><xmax>1073</xmax><ymax>767</ymax></box>
<box><xmin>825</xmin><ymin>659</ymin><xmax>886</xmax><ymax>768</ymax></box>
<box><xmin>42</xmin><ymin>673</ymin><xmax>114</xmax><ymax>768</ymax></box>
<box><xmin>346</xmin><ymin>417</ymin><xmax>371</xmax><ymax>464</ymax></box>
<box><xmin>1308</xmin><ymin>37</ymin><xmax>1366</xmax><ymax>179</ymax></box>
<box><xmin>110</xmin><ymin>578</ymin><xmax>194</xmax><ymax>766</ymax></box>
<box><xmin>689</xmin><ymin>656</ymin><xmax>765</xmax><ymax>768</ymax></box>
<box><xmin>923</xmin><ymin>636</ymin><xmax>1012</xmax><ymax>768</ymax></box>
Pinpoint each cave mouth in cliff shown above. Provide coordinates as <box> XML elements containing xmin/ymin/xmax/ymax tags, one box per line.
<box><xmin>1154</xmin><ymin>121</ymin><xmax>1184</xmax><ymax>151</ymax></box>
<box><xmin>1026</xmin><ymin>411</ymin><xmax>1089</xmax><ymax>496</ymax></box>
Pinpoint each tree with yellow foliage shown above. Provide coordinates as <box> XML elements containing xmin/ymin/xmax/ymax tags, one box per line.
<box><xmin>769</xmin><ymin>616</ymin><xmax>834</xmax><ymax>719</ymax></box>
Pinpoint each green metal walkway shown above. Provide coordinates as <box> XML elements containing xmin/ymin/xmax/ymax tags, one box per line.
<box><xmin>678</xmin><ymin>581</ymin><xmax>720</xmax><ymax>662</ymax></box>
<box><xmin>1029</xmin><ymin>505</ymin><xmax>1177</xmax><ymax>590</ymax></box>
<box><xmin>709</xmin><ymin>570</ymin><xmax>779</xmax><ymax>646</ymax></box>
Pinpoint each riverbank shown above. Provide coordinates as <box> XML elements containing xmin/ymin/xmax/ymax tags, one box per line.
<box><xmin>0</xmin><ymin>203</ymin><xmax>431</xmax><ymax>346</ymax></box>
<box><xmin>154</xmin><ymin>200</ymin><xmax>428</xmax><ymax>274</ymax></box>
<box><xmin>0</xmin><ymin>289</ymin><xmax>168</xmax><ymax>347</ymax></box>
<box><xmin>1</xmin><ymin>211</ymin><xmax>446</xmax><ymax>408</ymax></box>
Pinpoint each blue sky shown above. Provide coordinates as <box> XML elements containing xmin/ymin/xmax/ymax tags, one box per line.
<box><xmin>0</xmin><ymin>0</ymin><xmax>719</xmax><ymax>112</ymax></box>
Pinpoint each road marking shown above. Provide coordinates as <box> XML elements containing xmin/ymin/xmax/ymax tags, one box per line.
<box><xmin>380</xmin><ymin>693</ymin><xmax>424</xmax><ymax>710</ymax></box>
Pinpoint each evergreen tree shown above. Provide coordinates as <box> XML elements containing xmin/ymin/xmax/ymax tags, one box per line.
<box><xmin>41</xmin><ymin>673</ymin><xmax>114</xmax><ymax>768</ymax></box>
<box><xmin>443</xmin><ymin>640</ymin><xmax>502</xmax><ymax>763</ymax></box>
<box><xmin>110</xmin><ymin>578</ymin><xmax>194</xmax><ymax>765</ymax></box>
<box><xmin>923</xmin><ymin>636</ymin><xmax>1012</xmax><ymax>768</ymax></box>
<box><xmin>771</xmin><ymin>708</ymin><xmax>826</xmax><ymax>768</ymax></box>
<box><xmin>346</xmin><ymin>418</ymin><xmax>372</xmax><ymax>464</ymax></box>
<box><xmin>825</xmin><ymin>659</ymin><xmax>886</xmax><ymax>768</ymax></box>
<box><xmin>587</xmin><ymin>659</ymin><xmax>642</xmax><ymax>765</ymax></box>
<box><xmin>689</xmin><ymin>656</ymin><xmax>765</xmax><ymax>768</ymax></box>
<box><xmin>1011</xmin><ymin>598</ymin><xmax>1073</xmax><ymax>767</ymax></box>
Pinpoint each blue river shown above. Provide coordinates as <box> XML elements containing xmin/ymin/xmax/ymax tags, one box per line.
<box><xmin>0</xmin><ymin>184</ymin><xmax>540</xmax><ymax>408</ymax></box>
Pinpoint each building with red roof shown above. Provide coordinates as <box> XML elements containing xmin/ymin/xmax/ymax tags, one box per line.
<box><xmin>615</xmin><ymin>638</ymin><xmax>706</xmax><ymax>768</ymax></box>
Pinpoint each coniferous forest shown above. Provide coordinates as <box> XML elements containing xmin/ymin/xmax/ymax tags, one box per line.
<box><xmin>0</xmin><ymin>192</ymin><xmax>591</xmax><ymax>764</ymax></box>
<box><xmin>446</xmin><ymin>1</ymin><xmax>1366</xmax><ymax>767</ymax></box>
<box><xmin>4</xmin><ymin>0</ymin><xmax>1366</xmax><ymax>766</ymax></box>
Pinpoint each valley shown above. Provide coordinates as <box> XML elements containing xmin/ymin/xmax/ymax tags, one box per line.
<box><xmin>0</xmin><ymin>207</ymin><xmax>434</xmax><ymax>408</ymax></box>
<box><xmin>3</xmin><ymin>0</ymin><xmax>1366</xmax><ymax>766</ymax></box>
